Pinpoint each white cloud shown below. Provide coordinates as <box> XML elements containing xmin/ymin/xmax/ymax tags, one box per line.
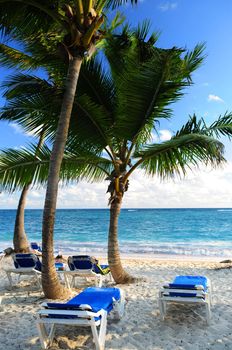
<box><xmin>10</xmin><ymin>122</ymin><xmax>24</xmax><ymax>134</ymax></box>
<box><xmin>159</xmin><ymin>129</ymin><xmax>172</xmax><ymax>141</ymax></box>
<box><xmin>158</xmin><ymin>2</ymin><xmax>177</xmax><ymax>11</ymax></box>
<box><xmin>9</xmin><ymin>122</ymin><xmax>40</xmax><ymax>137</ymax></box>
<box><xmin>208</xmin><ymin>94</ymin><xmax>224</xmax><ymax>103</ymax></box>
<box><xmin>1</xmin><ymin>162</ymin><xmax>232</xmax><ymax>209</ymax></box>
<box><xmin>149</xmin><ymin>129</ymin><xmax>172</xmax><ymax>143</ymax></box>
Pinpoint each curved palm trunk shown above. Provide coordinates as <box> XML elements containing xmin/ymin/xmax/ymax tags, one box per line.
<box><xmin>13</xmin><ymin>184</ymin><xmax>30</xmax><ymax>252</ymax></box>
<box><xmin>108</xmin><ymin>194</ymin><xmax>134</xmax><ymax>283</ymax></box>
<box><xmin>42</xmin><ymin>56</ymin><xmax>82</xmax><ymax>299</ymax></box>
<box><xmin>13</xmin><ymin>131</ymin><xmax>45</xmax><ymax>253</ymax></box>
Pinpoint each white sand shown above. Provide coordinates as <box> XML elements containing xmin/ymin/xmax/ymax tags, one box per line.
<box><xmin>1</xmin><ymin>256</ymin><xmax>232</xmax><ymax>350</ymax></box>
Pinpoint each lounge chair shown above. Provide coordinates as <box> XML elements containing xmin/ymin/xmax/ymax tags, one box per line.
<box><xmin>5</xmin><ymin>253</ymin><xmax>42</xmax><ymax>289</ymax></box>
<box><xmin>37</xmin><ymin>287</ymin><xmax>125</xmax><ymax>350</ymax></box>
<box><xmin>158</xmin><ymin>275</ymin><xmax>211</xmax><ymax>324</ymax></box>
<box><xmin>30</xmin><ymin>242</ymin><xmax>42</xmax><ymax>253</ymax></box>
<box><xmin>65</xmin><ymin>255</ymin><xmax>111</xmax><ymax>288</ymax></box>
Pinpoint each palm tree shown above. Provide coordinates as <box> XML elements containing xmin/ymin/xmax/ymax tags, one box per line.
<box><xmin>67</xmin><ymin>35</ymin><xmax>232</xmax><ymax>283</ymax></box>
<box><xmin>2</xmin><ymin>27</ymin><xmax>232</xmax><ymax>285</ymax></box>
<box><xmin>0</xmin><ymin>0</ymin><xmax>138</xmax><ymax>298</ymax></box>
<box><xmin>0</xmin><ymin>69</ymin><xmax>63</xmax><ymax>253</ymax></box>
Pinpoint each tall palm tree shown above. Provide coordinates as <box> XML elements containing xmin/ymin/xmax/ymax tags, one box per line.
<box><xmin>0</xmin><ymin>68</ymin><xmax>63</xmax><ymax>253</ymax></box>
<box><xmin>1</xmin><ymin>29</ymin><xmax>232</xmax><ymax>284</ymax></box>
<box><xmin>0</xmin><ymin>0</ymin><xmax>138</xmax><ymax>298</ymax></box>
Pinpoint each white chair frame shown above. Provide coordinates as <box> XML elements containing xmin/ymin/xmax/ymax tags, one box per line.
<box><xmin>5</xmin><ymin>267</ymin><xmax>41</xmax><ymax>289</ymax></box>
<box><xmin>158</xmin><ymin>278</ymin><xmax>212</xmax><ymax>324</ymax></box>
<box><xmin>37</xmin><ymin>289</ymin><xmax>125</xmax><ymax>350</ymax></box>
<box><xmin>61</xmin><ymin>269</ymin><xmax>103</xmax><ymax>289</ymax></box>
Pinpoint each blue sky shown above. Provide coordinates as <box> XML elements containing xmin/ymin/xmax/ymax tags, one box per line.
<box><xmin>1</xmin><ymin>0</ymin><xmax>232</xmax><ymax>208</ymax></box>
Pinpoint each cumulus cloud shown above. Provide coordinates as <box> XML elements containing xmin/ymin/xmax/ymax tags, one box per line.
<box><xmin>149</xmin><ymin>129</ymin><xmax>172</xmax><ymax>143</ymax></box>
<box><xmin>9</xmin><ymin>122</ymin><xmax>40</xmax><ymax>137</ymax></box>
<box><xmin>1</xmin><ymin>162</ymin><xmax>232</xmax><ymax>209</ymax></box>
<box><xmin>9</xmin><ymin>123</ymin><xmax>24</xmax><ymax>134</ymax></box>
<box><xmin>159</xmin><ymin>129</ymin><xmax>172</xmax><ymax>141</ymax></box>
<box><xmin>158</xmin><ymin>2</ymin><xmax>177</xmax><ymax>11</ymax></box>
<box><xmin>208</xmin><ymin>94</ymin><xmax>224</xmax><ymax>103</ymax></box>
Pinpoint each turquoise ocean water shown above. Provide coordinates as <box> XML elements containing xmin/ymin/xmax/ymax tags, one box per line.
<box><xmin>1</xmin><ymin>208</ymin><xmax>232</xmax><ymax>257</ymax></box>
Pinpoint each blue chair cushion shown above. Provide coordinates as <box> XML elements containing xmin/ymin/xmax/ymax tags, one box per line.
<box><xmin>30</xmin><ymin>242</ymin><xmax>42</xmax><ymax>252</ymax></box>
<box><xmin>14</xmin><ymin>253</ymin><xmax>42</xmax><ymax>271</ymax></box>
<box><xmin>47</xmin><ymin>287</ymin><xmax>121</xmax><ymax>315</ymax></box>
<box><xmin>167</xmin><ymin>275</ymin><xmax>208</xmax><ymax>297</ymax></box>
<box><xmin>68</xmin><ymin>255</ymin><xmax>110</xmax><ymax>275</ymax></box>
<box><xmin>68</xmin><ymin>255</ymin><xmax>93</xmax><ymax>271</ymax></box>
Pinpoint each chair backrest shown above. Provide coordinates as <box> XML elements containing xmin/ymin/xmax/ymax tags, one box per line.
<box><xmin>68</xmin><ymin>255</ymin><xmax>94</xmax><ymax>271</ymax></box>
<box><xmin>13</xmin><ymin>253</ymin><xmax>42</xmax><ymax>271</ymax></box>
<box><xmin>30</xmin><ymin>242</ymin><xmax>42</xmax><ymax>252</ymax></box>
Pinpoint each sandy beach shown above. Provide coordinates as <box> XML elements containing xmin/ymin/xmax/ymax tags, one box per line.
<box><xmin>0</xmin><ymin>256</ymin><xmax>232</xmax><ymax>350</ymax></box>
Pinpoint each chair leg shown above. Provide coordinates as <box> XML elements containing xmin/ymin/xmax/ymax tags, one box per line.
<box><xmin>48</xmin><ymin>324</ymin><xmax>56</xmax><ymax>344</ymax></box>
<box><xmin>98</xmin><ymin>276</ymin><xmax>103</xmax><ymax>288</ymax></box>
<box><xmin>109</xmin><ymin>273</ymin><xmax>113</xmax><ymax>282</ymax></box>
<box><xmin>70</xmin><ymin>276</ymin><xmax>75</xmax><ymax>288</ymax></box>
<box><xmin>158</xmin><ymin>299</ymin><xmax>165</xmax><ymax>320</ymax></box>
<box><xmin>64</xmin><ymin>273</ymin><xmax>71</xmax><ymax>289</ymax></box>
<box><xmin>6</xmin><ymin>272</ymin><xmax>13</xmax><ymax>289</ymax></box>
<box><xmin>99</xmin><ymin>312</ymin><xmax>107</xmax><ymax>350</ymax></box>
<box><xmin>35</xmin><ymin>273</ymin><xmax>41</xmax><ymax>288</ymax></box>
<box><xmin>37</xmin><ymin>322</ymin><xmax>50</xmax><ymax>349</ymax></box>
<box><xmin>205</xmin><ymin>302</ymin><xmax>211</xmax><ymax>325</ymax></box>
<box><xmin>90</xmin><ymin>319</ymin><xmax>101</xmax><ymax>350</ymax></box>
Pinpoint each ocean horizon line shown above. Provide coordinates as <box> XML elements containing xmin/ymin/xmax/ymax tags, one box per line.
<box><xmin>1</xmin><ymin>207</ymin><xmax>232</xmax><ymax>210</ymax></box>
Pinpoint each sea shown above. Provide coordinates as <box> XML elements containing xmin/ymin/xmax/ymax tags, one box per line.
<box><xmin>1</xmin><ymin>208</ymin><xmax>232</xmax><ymax>258</ymax></box>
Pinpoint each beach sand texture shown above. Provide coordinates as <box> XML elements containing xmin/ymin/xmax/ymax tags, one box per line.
<box><xmin>0</xmin><ymin>257</ymin><xmax>232</xmax><ymax>350</ymax></box>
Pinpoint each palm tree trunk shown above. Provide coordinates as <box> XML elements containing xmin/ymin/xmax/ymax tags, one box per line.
<box><xmin>13</xmin><ymin>130</ymin><xmax>45</xmax><ymax>253</ymax></box>
<box><xmin>42</xmin><ymin>56</ymin><xmax>83</xmax><ymax>299</ymax></box>
<box><xmin>13</xmin><ymin>184</ymin><xmax>30</xmax><ymax>253</ymax></box>
<box><xmin>108</xmin><ymin>194</ymin><xmax>134</xmax><ymax>283</ymax></box>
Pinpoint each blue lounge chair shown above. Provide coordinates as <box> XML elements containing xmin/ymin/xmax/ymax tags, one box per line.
<box><xmin>65</xmin><ymin>255</ymin><xmax>111</xmax><ymax>288</ymax></box>
<box><xmin>37</xmin><ymin>287</ymin><xmax>125</xmax><ymax>350</ymax></box>
<box><xmin>5</xmin><ymin>253</ymin><xmax>42</xmax><ymax>289</ymax></box>
<box><xmin>30</xmin><ymin>242</ymin><xmax>42</xmax><ymax>253</ymax></box>
<box><xmin>158</xmin><ymin>275</ymin><xmax>211</xmax><ymax>324</ymax></box>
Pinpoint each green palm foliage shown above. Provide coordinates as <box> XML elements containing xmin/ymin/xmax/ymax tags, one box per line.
<box><xmin>1</xmin><ymin>24</ymin><xmax>232</xmax><ymax>283</ymax></box>
<box><xmin>0</xmin><ymin>0</ymin><xmax>139</xmax><ymax>299</ymax></box>
<box><xmin>0</xmin><ymin>144</ymin><xmax>112</xmax><ymax>192</ymax></box>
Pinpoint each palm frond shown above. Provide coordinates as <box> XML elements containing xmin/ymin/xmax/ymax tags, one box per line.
<box><xmin>78</xmin><ymin>59</ymin><xmax>115</xmax><ymax>116</ymax></box>
<box><xmin>0</xmin><ymin>43</ymin><xmax>39</xmax><ymax>70</ymax></box>
<box><xmin>207</xmin><ymin>112</ymin><xmax>232</xmax><ymax>139</ymax></box>
<box><xmin>70</xmin><ymin>93</ymin><xmax>114</xmax><ymax>149</ymax></box>
<box><xmin>182</xmin><ymin>43</ymin><xmax>206</xmax><ymax>83</ymax></box>
<box><xmin>113</xmin><ymin>47</ymin><xmax>188</xmax><ymax>143</ymax></box>
<box><xmin>135</xmin><ymin>134</ymin><xmax>225</xmax><ymax>179</ymax></box>
<box><xmin>0</xmin><ymin>144</ymin><xmax>113</xmax><ymax>192</ymax></box>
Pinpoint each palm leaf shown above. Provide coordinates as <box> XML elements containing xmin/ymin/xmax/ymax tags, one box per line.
<box><xmin>135</xmin><ymin>134</ymin><xmax>225</xmax><ymax>179</ymax></box>
<box><xmin>0</xmin><ymin>43</ymin><xmax>39</xmax><ymax>70</ymax></box>
<box><xmin>207</xmin><ymin>113</ymin><xmax>232</xmax><ymax>139</ymax></box>
<box><xmin>0</xmin><ymin>144</ymin><xmax>112</xmax><ymax>192</ymax></box>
